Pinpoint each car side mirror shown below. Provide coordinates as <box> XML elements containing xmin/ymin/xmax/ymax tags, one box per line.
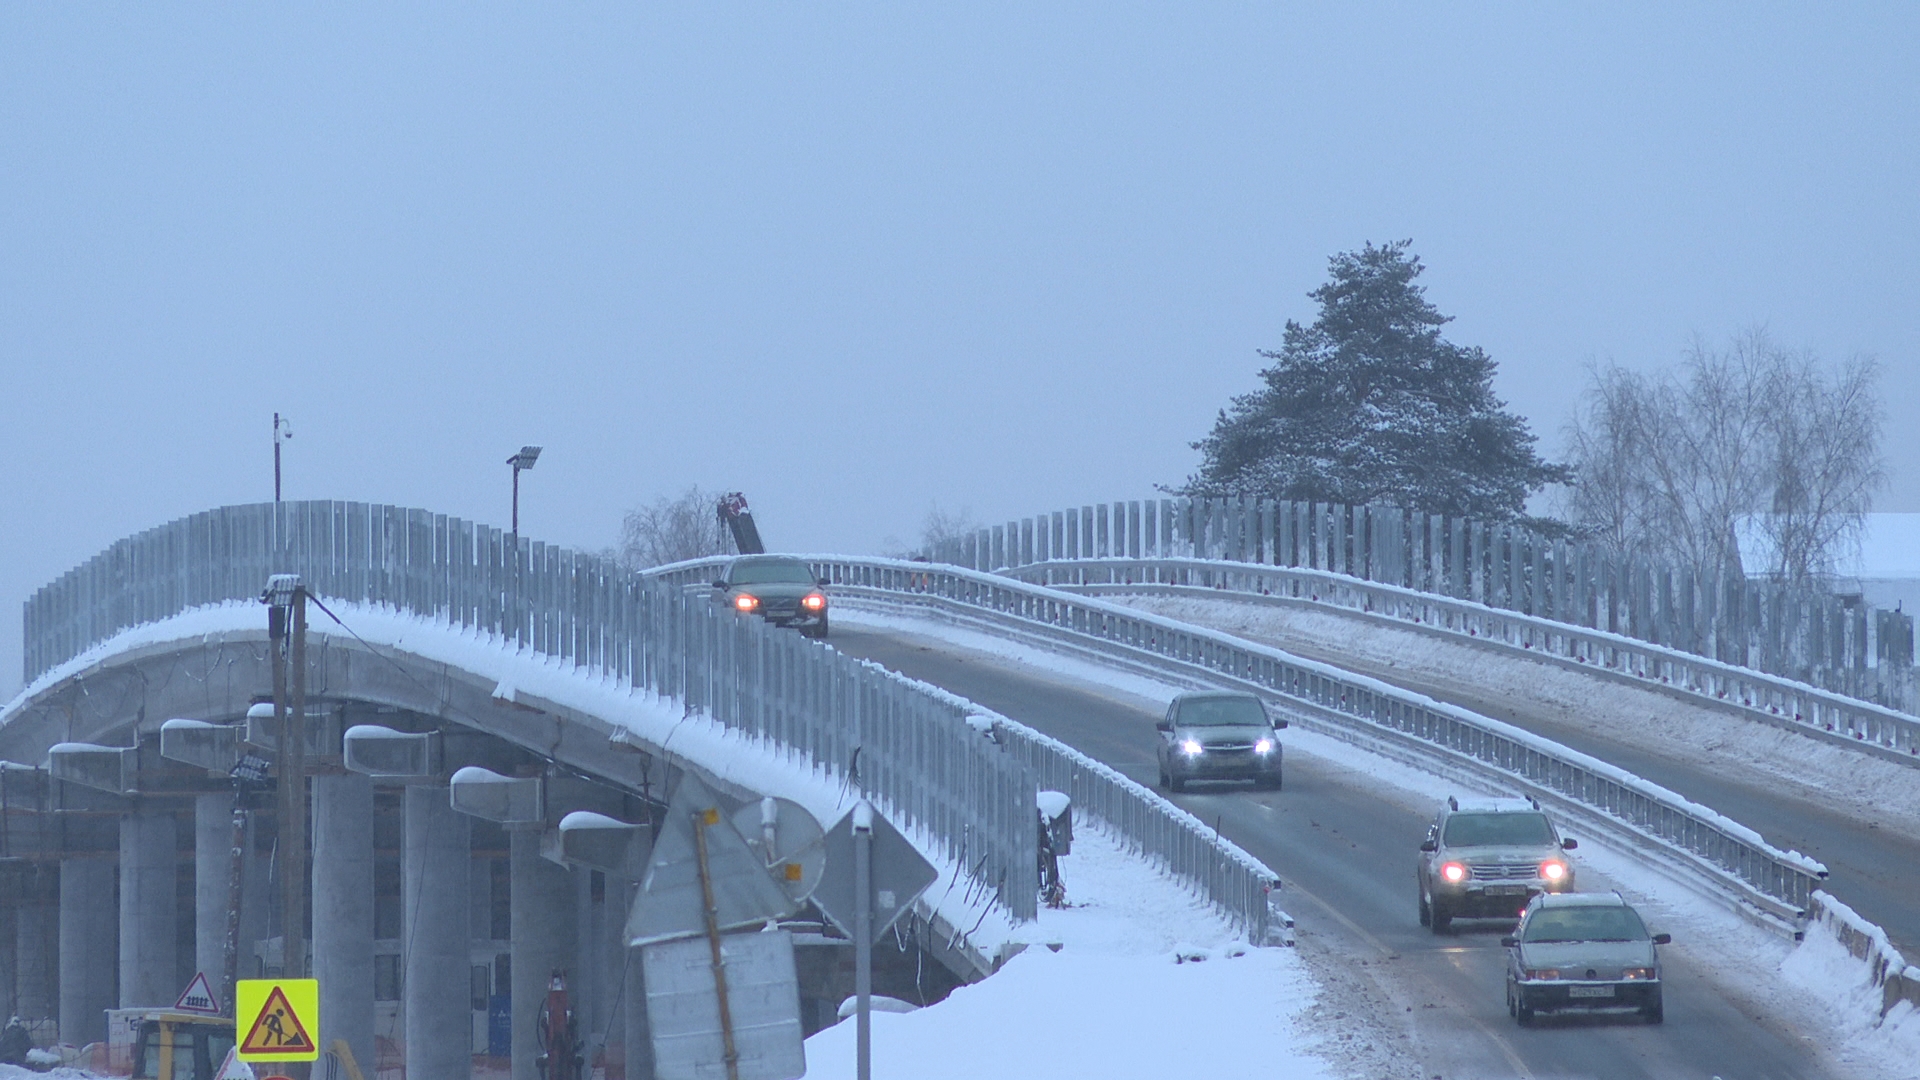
<box><xmin>1272</xmin><ymin>717</ymin><xmax>1289</xmax><ymax>730</ymax></box>
<box><xmin>711</xmin><ymin>580</ymin><xmax>727</xmax><ymax>589</ymax></box>
<box><xmin>1155</xmin><ymin>720</ymin><xmax>1171</xmax><ymax>733</ymax></box>
<box><xmin>1500</xmin><ymin>936</ymin><xmax>1518</xmax><ymax>948</ymax></box>
<box><xmin>1651</xmin><ymin>933</ymin><xmax>1671</xmax><ymax>945</ymax></box>
<box><xmin>1561</xmin><ymin>838</ymin><xmax>1578</xmax><ymax>850</ymax></box>
<box><xmin>817</xmin><ymin>578</ymin><xmax>829</xmax><ymax>588</ymax></box>
<box><xmin>1419</xmin><ymin>840</ymin><xmax>1437</xmax><ymax>853</ymax></box>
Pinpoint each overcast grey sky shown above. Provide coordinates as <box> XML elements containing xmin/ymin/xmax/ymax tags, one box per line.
<box><xmin>3</xmin><ymin>5</ymin><xmax>1916</xmax><ymax>698</ymax></box>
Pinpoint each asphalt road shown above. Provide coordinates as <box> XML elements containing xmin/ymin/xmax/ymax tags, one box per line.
<box><xmin>1114</xmin><ymin>595</ymin><xmax>1920</xmax><ymax>962</ymax></box>
<box><xmin>830</xmin><ymin>621</ymin><xmax>1835</xmax><ymax>1080</ymax></box>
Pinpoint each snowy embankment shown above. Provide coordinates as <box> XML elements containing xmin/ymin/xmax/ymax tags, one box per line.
<box><xmin>804</xmin><ymin>822</ymin><xmax>1334</xmax><ymax>1080</ymax></box>
<box><xmin>836</xmin><ymin>603</ymin><xmax>1920</xmax><ymax>1080</ymax></box>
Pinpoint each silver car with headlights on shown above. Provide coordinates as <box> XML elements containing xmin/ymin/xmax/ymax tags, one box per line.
<box><xmin>1417</xmin><ymin>796</ymin><xmax>1577</xmax><ymax>932</ymax></box>
<box><xmin>1154</xmin><ymin>691</ymin><xmax>1286</xmax><ymax>792</ymax></box>
<box><xmin>1503</xmin><ymin>892</ymin><xmax>1669</xmax><ymax>1025</ymax></box>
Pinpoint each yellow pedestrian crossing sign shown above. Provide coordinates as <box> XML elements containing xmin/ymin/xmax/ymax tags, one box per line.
<box><xmin>235</xmin><ymin>980</ymin><xmax>319</xmax><ymax>1062</ymax></box>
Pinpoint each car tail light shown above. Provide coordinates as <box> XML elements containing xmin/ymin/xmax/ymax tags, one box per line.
<box><xmin>734</xmin><ymin>594</ymin><xmax>760</xmax><ymax>612</ymax></box>
<box><xmin>802</xmin><ymin>592</ymin><xmax>827</xmax><ymax>611</ymax></box>
<box><xmin>1440</xmin><ymin>862</ymin><xmax>1467</xmax><ymax>884</ymax></box>
<box><xmin>1540</xmin><ymin>860</ymin><xmax>1567</xmax><ymax>883</ymax></box>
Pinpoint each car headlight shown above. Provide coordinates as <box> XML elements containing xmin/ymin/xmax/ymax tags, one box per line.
<box><xmin>1523</xmin><ymin>968</ymin><xmax>1561</xmax><ymax>981</ymax></box>
<box><xmin>733</xmin><ymin>594</ymin><xmax>760</xmax><ymax>612</ymax></box>
<box><xmin>1179</xmin><ymin>738</ymin><xmax>1204</xmax><ymax>756</ymax></box>
<box><xmin>1539</xmin><ymin>860</ymin><xmax>1567</xmax><ymax>883</ymax></box>
<box><xmin>802</xmin><ymin>592</ymin><xmax>827</xmax><ymax>611</ymax></box>
<box><xmin>1621</xmin><ymin>967</ymin><xmax>1656</xmax><ymax>980</ymax></box>
<box><xmin>1254</xmin><ymin>738</ymin><xmax>1275</xmax><ymax>754</ymax></box>
<box><xmin>1440</xmin><ymin>862</ymin><xmax>1467</xmax><ymax>884</ymax></box>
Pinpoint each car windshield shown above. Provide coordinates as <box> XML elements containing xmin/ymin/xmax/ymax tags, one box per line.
<box><xmin>1522</xmin><ymin>905</ymin><xmax>1649</xmax><ymax>943</ymax></box>
<box><xmin>729</xmin><ymin>560</ymin><xmax>816</xmax><ymax>585</ymax></box>
<box><xmin>1176</xmin><ymin>696</ymin><xmax>1268</xmax><ymax>727</ymax></box>
<box><xmin>1443</xmin><ymin>812</ymin><xmax>1554</xmax><ymax>847</ymax></box>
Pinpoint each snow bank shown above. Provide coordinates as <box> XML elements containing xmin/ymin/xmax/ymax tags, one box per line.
<box><xmin>803</xmin><ymin>823</ymin><xmax>1338</xmax><ymax>1080</ymax></box>
<box><xmin>1783</xmin><ymin>892</ymin><xmax>1920</xmax><ymax>1048</ymax></box>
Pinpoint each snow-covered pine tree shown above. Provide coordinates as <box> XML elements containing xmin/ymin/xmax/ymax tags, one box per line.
<box><xmin>1182</xmin><ymin>240</ymin><xmax>1566</xmax><ymax>520</ymax></box>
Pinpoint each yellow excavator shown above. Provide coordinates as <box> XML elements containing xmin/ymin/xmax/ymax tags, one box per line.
<box><xmin>108</xmin><ymin>1009</ymin><xmax>237</xmax><ymax>1080</ymax></box>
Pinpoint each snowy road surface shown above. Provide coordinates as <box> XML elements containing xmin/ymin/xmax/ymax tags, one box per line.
<box><xmin>829</xmin><ymin>612</ymin><xmax>1849</xmax><ymax>1080</ymax></box>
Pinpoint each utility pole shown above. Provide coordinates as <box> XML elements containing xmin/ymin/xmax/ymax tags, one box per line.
<box><xmin>273</xmin><ymin>414</ymin><xmax>294</xmax><ymax>502</ymax></box>
<box><xmin>265</xmin><ymin>575</ymin><xmax>308</xmax><ymax>990</ymax></box>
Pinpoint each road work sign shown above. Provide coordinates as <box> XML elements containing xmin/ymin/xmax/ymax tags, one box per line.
<box><xmin>235</xmin><ymin>980</ymin><xmax>319</xmax><ymax>1062</ymax></box>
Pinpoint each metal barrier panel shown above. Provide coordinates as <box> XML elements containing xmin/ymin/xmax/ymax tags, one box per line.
<box><xmin>18</xmin><ymin>502</ymin><xmax>1039</xmax><ymax>925</ymax></box>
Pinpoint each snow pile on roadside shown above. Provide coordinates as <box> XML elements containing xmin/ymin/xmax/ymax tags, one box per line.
<box><xmin>1115</xmin><ymin>593</ymin><xmax>1920</xmax><ymax>837</ymax></box>
<box><xmin>0</xmin><ymin>1066</ymin><xmax>107</xmax><ymax>1080</ymax></box>
<box><xmin>1779</xmin><ymin>893</ymin><xmax>1920</xmax><ymax>1070</ymax></box>
<box><xmin>803</xmin><ymin>823</ymin><xmax>1339</xmax><ymax>1080</ymax></box>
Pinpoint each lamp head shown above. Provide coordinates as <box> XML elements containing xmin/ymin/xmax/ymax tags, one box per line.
<box><xmin>509</xmin><ymin>445</ymin><xmax>543</xmax><ymax>471</ymax></box>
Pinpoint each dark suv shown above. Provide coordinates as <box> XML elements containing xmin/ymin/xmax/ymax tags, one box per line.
<box><xmin>1154</xmin><ymin>691</ymin><xmax>1286</xmax><ymax>792</ymax></box>
<box><xmin>1417</xmin><ymin>796</ymin><xmax>1577</xmax><ymax>932</ymax></box>
<box><xmin>711</xmin><ymin>555</ymin><xmax>829</xmax><ymax>638</ymax></box>
<box><xmin>1503</xmin><ymin>892</ymin><xmax>1669</xmax><ymax>1025</ymax></box>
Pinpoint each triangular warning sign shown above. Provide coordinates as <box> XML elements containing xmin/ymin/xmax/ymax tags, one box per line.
<box><xmin>240</xmin><ymin>985</ymin><xmax>314</xmax><ymax>1055</ymax></box>
<box><xmin>175</xmin><ymin>971</ymin><xmax>221</xmax><ymax>1015</ymax></box>
<box><xmin>214</xmin><ymin>1047</ymin><xmax>256</xmax><ymax>1080</ymax></box>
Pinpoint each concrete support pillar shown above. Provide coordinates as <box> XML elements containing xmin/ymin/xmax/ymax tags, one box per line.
<box><xmin>119</xmin><ymin>810</ymin><xmax>178</xmax><ymax>1010</ymax></box>
<box><xmin>194</xmin><ymin>794</ymin><xmax>233</xmax><ymax>993</ymax></box>
<box><xmin>620</xmin><ymin>879</ymin><xmax>650</xmax><ymax>1080</ymax></box>
<box><xmin>314</xmin><ymin>774</ymin><xmax>374</xmax><ymax>1072</ymax></box>
<box><xmin>0</xmin><ymin>884</ymin><xmax>17</xmax><ymax>1020</ymax></box>
<box><xmin>403</xmin><ymin>785</ymin><xmax>470</xmax><ymax>1080</ymax></box>
<box><xmin>15</xmin><ymin>866</ymin><xmax>57</xmax><ymax>1023</ymax></box>
<box><xmin>60</xmin><ymin>858</ymin><xmax>117</xmax><ymax>1044</ymax></box>
<box><xmin>575</xmin><ymin>871</ymin><xmax>607</xmax><ymax>1053</ymax></box>
<box><xmin>511</xmin><ymin>830</ymin><xmax>575</xmax><ymax>1080</ymax></box>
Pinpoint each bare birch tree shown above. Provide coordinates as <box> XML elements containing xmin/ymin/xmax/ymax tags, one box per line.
<box><xmin>1563</xmin><ymin>330</ymin><xmax>1882</xmax><ymax>587</ymax></box>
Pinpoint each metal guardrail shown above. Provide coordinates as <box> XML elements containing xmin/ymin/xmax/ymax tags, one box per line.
<box><xmin>934</xmin><ymin>496</ymin><xmax>1915</xmax><ymax>712</ymax></box>
<box><xmin>16</xmin><ymin>501</ymin><xmax>1037</xmax><ymax>924</ymax></box>
<box><xmin>652</xmin><ymin>556</ymin><xmax>1831</xmax><ymax>928</ymax></box>
<box><xmin>1004</xmin><ymin>557</ymin><xmax>1920</xmax><ymax>766</ymax></box>
<box><xmin>649</xmin><ymin>557</ymin><xmax>1287</xmax><ymax>944</ymax></box>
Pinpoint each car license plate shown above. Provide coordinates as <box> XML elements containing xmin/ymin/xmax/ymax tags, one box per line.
<box><xmin>1490</xmin><ymin>885</ymin><xmax>1527</xmax><ymax>896</ymax></box>
<box><xmin>1568</xmin><ymin>985</ymin><xmax>1615</xmax><ymax>999</ymax></box>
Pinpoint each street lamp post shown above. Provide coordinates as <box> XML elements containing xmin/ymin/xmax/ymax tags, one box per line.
<box><xmin>508</xmin><ymin>445</ymin><xmax>542</xmax><ymax>537</ymax></box>
<box><xmin>273</xmin><ymin>414</ymin><xmax>294</xmax><ymax>502</ymax></box>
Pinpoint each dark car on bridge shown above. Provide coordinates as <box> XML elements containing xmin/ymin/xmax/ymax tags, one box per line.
<box><xmin>711</xmin><ymin>555</ymin><xmax>830</xmax><ymax>638</ymax></box>
<box><xmin>1154</xmin><ymin>690</ymin><xmax>1286</xmax><ymax>792</ymax></box>
<box><xmin>1503</xmin><ymin>891</ymin><xmax>1668</xmax><ymax>1025</ymax></box>
<box><xmin>1417</xmin><ymin>796</ymin><xmax>1577</xmax><ymax>932</ymax></box>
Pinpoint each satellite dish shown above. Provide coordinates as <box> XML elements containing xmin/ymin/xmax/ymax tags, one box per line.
<box><xmin>732</xmin><ymin>797</ymin><xmax>826</xmax><ymax>903</ymax></box>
